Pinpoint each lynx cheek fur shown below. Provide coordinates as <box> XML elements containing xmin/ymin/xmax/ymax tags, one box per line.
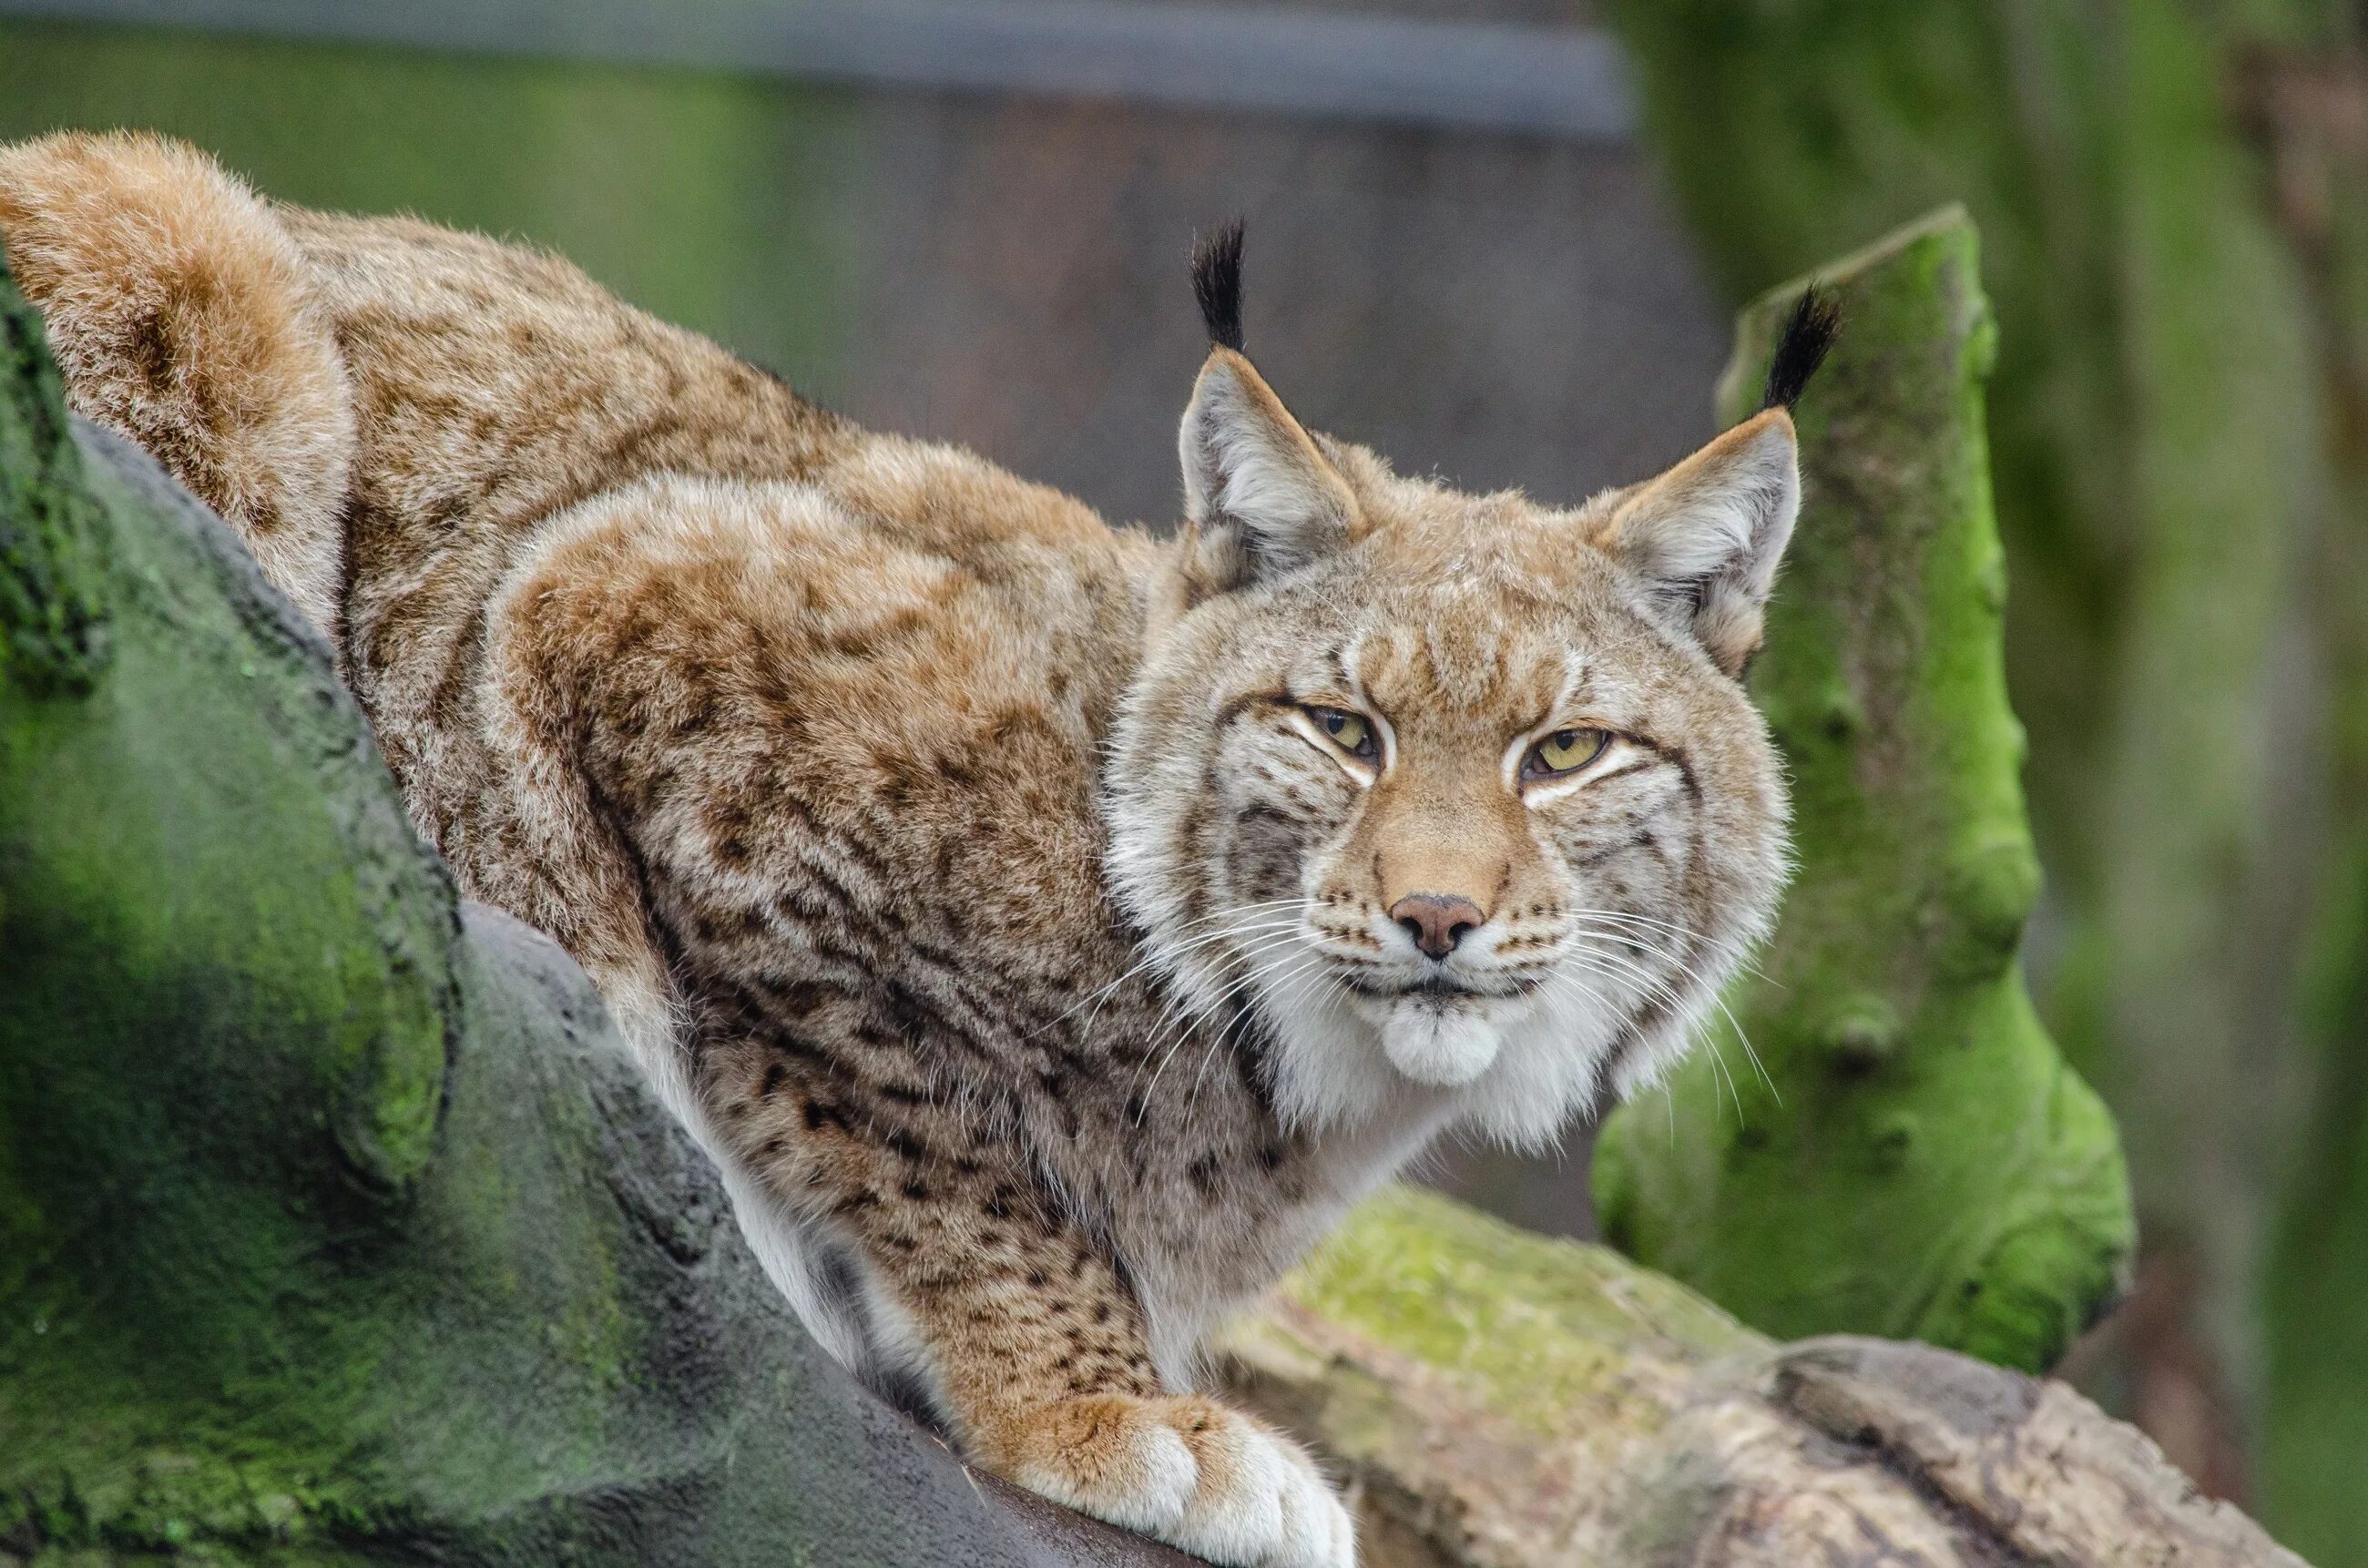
<box><xmin>1</xmin><ymin>135</ymin><xmax>1832</xmax><ymax>1568</ymax></box>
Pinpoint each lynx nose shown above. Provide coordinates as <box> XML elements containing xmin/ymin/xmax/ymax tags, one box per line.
<box><xmin>1390</xmin><ymin>893</ymin><xmax>1485</xmax><ymax>960</ymax></box>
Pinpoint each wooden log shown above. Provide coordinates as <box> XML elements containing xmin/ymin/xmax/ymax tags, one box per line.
<box><xmin>1230</xmin><ymin>1188</ymin><xmax>2303</xmax><ymax>1568</ymax></box>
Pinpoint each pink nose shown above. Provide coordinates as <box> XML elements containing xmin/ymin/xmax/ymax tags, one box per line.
<box><xmin>1390</xmin><ymin>893</ymin><xmax>1485</xmax><ymax>960</ymax></box>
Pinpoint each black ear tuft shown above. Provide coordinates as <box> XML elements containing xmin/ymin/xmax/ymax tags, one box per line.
<box><xmin>1761</xmin><ymin>285</ymin><xmax>1841</xmax><ymax>411</ymax></box>
<box><xmin>1191</xmin><ymin>219</ymin><xmax>1247</xmax><ymax>353</ymax></box>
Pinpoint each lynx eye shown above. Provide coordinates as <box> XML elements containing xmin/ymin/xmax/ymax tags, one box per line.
<box><xmin>1523</xmin><ymin>728</ymin><xmax>1609</xmax><ymax>781</ymax></box>
<box><xmin>1305</xmin><ymin>706</ymin><xmax>1379</xmax><ymax>763</ymax></box>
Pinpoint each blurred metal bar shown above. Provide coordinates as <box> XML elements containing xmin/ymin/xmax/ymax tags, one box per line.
<box><xmin>0</xmin><ymin>0</ymin><xmax>1637</xmax><ymax>142</ymax></box>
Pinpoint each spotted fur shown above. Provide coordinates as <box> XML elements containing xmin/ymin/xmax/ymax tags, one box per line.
<box><xmin>1</xmin><ymin>133</ymin><xmax>1812</xmax><ymax>1568</ymax></box>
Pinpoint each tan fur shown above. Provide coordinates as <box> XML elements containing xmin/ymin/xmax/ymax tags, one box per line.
<box><xmin>1</xmin><ymin>133</ymin><xmax>1808</xmax><ymax>1568</ymax></box>
<box><xmin>0</xmin><ymin>132</ymin><xmax>353</xmax><ymax>641</ymax></box>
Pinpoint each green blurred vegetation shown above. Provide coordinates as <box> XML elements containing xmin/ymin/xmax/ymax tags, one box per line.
<box><xmin>0</xmin><ymin>19</ymin><xmax>863</xmax><ymax>385</ymax></box>
<box><xmin>1598</xmin><ymin>1</ymin><xmax>2368</xmax><ymax>1556</ymax></box>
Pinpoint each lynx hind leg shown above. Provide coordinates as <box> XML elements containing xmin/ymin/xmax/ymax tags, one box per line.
<box><xmin>0</xmin><ymin>130</ymin><xmax>353</xmax><ymax>643</ymax></box>
<box><xmin>712</xmin><ymin>1066</ymin><xmax>1352</xmax><ymax>1565</ymax></box>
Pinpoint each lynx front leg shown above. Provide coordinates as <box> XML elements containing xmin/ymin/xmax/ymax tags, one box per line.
<box><xmin>738</xmin><ymin>1098</ymin><xmax>1353</xmax><ymax>1568</ymax></box>
<box><xmin>906</xmin><ymin>1220</ymin><xmax>1352</xmax><ymax>1568</ymax></box>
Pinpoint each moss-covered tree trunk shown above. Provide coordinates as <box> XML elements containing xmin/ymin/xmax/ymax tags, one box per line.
<box><xmin>1592</xmin><ymin>209</ymin><xmax>2131</xmax><ymax>1375</ymax></box>
<box><xmin>1597</xmin><ymin>0</ymin><xmax>2359</xmax><ymax>1543</ymax></box>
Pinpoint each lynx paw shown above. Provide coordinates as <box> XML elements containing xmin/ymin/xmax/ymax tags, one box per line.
<box><xmin>988</xmin><ymin>1392</ymin><xmax>1353</xmax><ymax>1567</ymax></box>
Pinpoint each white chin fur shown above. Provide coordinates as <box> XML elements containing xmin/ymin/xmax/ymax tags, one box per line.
<box><xmin>1378</xmin><ymin>1002</ymin><xmax>1503</xmax><ymax>1086</ymax></box>
<box><xmin>1234</xmin><ymin>942</ymin><xmax>1671</xmax><ymax>1149</ymax></box>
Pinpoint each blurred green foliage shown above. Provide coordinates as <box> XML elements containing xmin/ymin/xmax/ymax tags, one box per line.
<box><xmin>0</xmin><ymin>19</ymin><xmax>862</xmax><ymax>386</ymax></box>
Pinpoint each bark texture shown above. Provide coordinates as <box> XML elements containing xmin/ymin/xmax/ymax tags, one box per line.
<box><xmin>1593</xmin><ymin>209</ymin><xmax>2133</xmax><ymax>1375</ymax></box>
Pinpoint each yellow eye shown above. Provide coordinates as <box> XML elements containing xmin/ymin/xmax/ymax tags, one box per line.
<box><xmin>1308</xmin><ymin>707</ymin><xmax>1379</xmax><ymax>762</ymax></box>
<box><xmin>1525</xmin><ymin>728</ymin><xmax>1609</xmax><ymax>780</ymax></box>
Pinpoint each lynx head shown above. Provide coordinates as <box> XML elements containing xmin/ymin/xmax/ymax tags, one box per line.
<box><xmin>1106</xmin><ymin>224</ymin><xmax>1833</xmax><ymax>1146</ymax></box>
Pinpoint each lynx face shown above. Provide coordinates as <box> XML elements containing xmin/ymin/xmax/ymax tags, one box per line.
<box><xmin>1108</xmin><ymin>268</ymin><xmax>1805</xmax><ymax>1148</ymax></box>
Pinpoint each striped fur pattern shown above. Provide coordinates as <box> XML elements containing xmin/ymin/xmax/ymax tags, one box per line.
<box><xmin>0</xmin><ymin>133</ymin><xmax>1809</xmax><ymax>1568</ymax></box>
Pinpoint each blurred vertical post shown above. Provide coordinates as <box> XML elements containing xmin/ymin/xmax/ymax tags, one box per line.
<box><xmin>1592</xmin><ymin>209</ymin><xmax>2132</xmax><ymax>1374</ymax></box>
<box><xmin>2263</xmin><ymin>842</ymin><xmax>2368</xmax><ymax>1563</ymax></box>
<box><xmin>2248</xmin><ymin>24</ymin><xmax>2368</xmax><ymax>1563</ymax></box>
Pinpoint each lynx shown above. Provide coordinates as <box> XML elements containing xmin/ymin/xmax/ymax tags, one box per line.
<box><xmin>0</xmin><ymin>132</ymin><xmax>1831</xmax><ymax>1567</ymax></box>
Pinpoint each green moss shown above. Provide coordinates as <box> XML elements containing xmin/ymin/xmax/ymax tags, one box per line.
<box><xmin>0</xmin><ymin>266</ymin><xmax>107</xmax><ymax>695</ymax></box>
<box><xmin>1602</xmin><ymin>11</ymin><xmax>2342</xmax><ymax>1532</ymax></box>
<box><xmin>1594</xmin><ymin>211</ymin><xmax>2132</xmax><ymax>1373</ymax></box>
<box><xmin>1285</xmin><ymin>1186</ymin><xmax>1757</xmax><ymax>1436</ymax></box>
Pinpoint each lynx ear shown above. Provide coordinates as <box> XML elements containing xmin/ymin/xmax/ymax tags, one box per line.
<box><xmin>1179</xmin><ymin>348</ymin><xmax>1357</xmax><ymax>588</ymax></box>
<box><xmin>1591</xmin><ymin>409</ymin><xmax>1802</xmax><ymax>677</ymax></box>
<box><xmin>1176</xmin><ymin>221</ymin><xmax>1356</xmax><ymax>591</ymax></box>
<box><xmin>1591</xmin><ymin>285</ymin><xmax>1836</xmax><ymax>676</ymax></box>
